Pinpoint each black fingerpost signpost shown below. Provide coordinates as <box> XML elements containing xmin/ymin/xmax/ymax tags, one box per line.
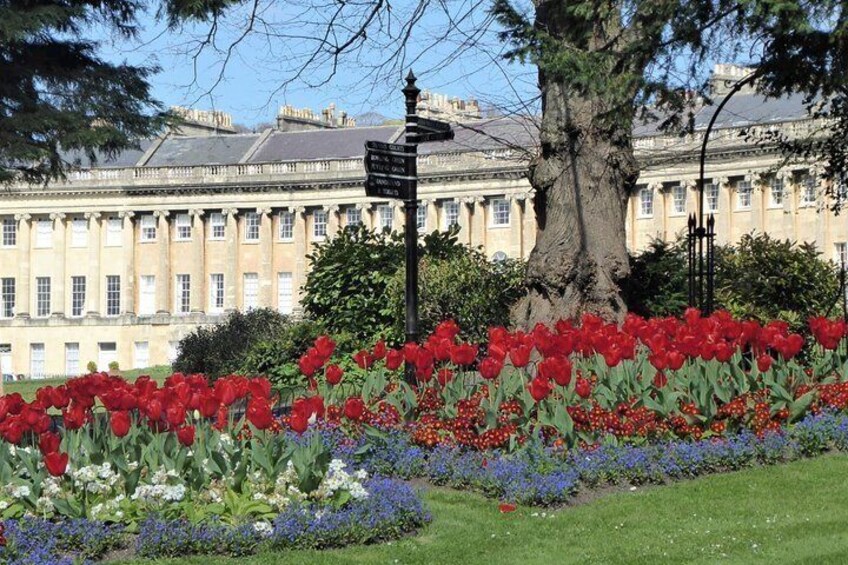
<box><xmin>364</xmin><ymin>70</ymin><xmax>454</xmax><ymax>384</ymax></box>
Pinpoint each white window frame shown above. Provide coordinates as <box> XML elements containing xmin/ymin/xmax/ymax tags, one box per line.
<box><xmin>443</xmin><ymin>201</ymin><xmax>459</xmax><ymax>229</ymax></box>
<box><xmin>1</xmin><ymin>278</ymin><xmax>14</xmax><ymax>319</ymax></box>
<box><xmin>277</xmin><ymin>272</ymin><xmax>293</xmax><ymax>315</ymax></box>
<box><xmin>134</xmin><ymin>341</ymin><xmax>150</xmax><ymax>369</ymax></box>
<box><xmin>175</xmin><ymin>274</ymin><xmax>191</xmax><ymax>315</ymax></box>
<box><xmin>1</xmin><ymin>219</ymin><xmax>16</xmax><ymax>248</ymax></box>
<box><xmin>769</xmin><ymin>177</ymin><xmax>784</xmax><ymax>208</ymax></box>
<box><xmin>30</xmin><ymin>343</ymin><xmax>45</xmax><ymax>379</ymax></box>
<box><xmin>71</xmin><ymin>218</ymin><xmax>88</xmax><ymax>247</ymax></box>
<box><xmin>70</xmin><ymin>276</ymin><xmax>86</xmax><ymax>318</ymax></box>
<box><xmin>35</xmin><ymin>276</ymin><xmax>51</xmax><ymax>317</ymax></box>
<box><xmin>736</xmin><ymin>180</ymin><xmax>752</xmax><ymax>210</ymax></box>
<box><xmin>244</xmin><ymin>212</ymin><xmax>260</xmax><ymax>242</ymax></box>
<box><xmin>836</xmin><ymin>242</ymin><xmax>847</xmax><ymax>270</ymax></box>
<box><xmin>175</xmin><ymin>214</ymin><xmax>192</xmax><ymax>241</ymax></box>
<box><xmin>65</xmin><ymin>343</ymin><xmax>80</xmax><ymax>376</ymax></box>
<box><xmin>209</xmin><ymin>273</ymin><xmax>224</xmax><ymax>313</ymax></box>
<box><xmin>279</xmin><ymin>211</ymin><xmax>294</xmax><ymax>241</ymax></box>
<box><xmin>672</xmin><ymin>184</ymin><xmax>686</xmax><ymax>215</ymax></box>
<box><xmin>313</xmin><ymin>210</ymin><xmax>327</xmax><ymax>240</ymax></box>
<box><xmin>138</xmin><ymin>275</ymin><xmax>156</xmax><ymax>316</ymax></box>
<box><xmin>378</xmin><ymin>205</ymin><xmax>393</xmax><ymax>230</ymax></box>
<box><xmin>140</xmin><ymin>215</ymin><xmax>157</xmax><ymax>242</ymax></box>
<box><xmin>105</xmin><ymin>217</ymin><xmax>122</xmax><ymax>247</ymax></box>
<box><xmin>346</xmin><ymin>207</ymin><xmax>362</xmax><ymax>227</ymax></box>
<box><xmin>209</xmin><ymin>213</ymin><xmax>226</xmax><ymax>240</ymax></box>
<box><xmin>638</xmin><ymin>187</ymin><xmax>654</xmax><ymax>218</ymax></box>
<box><xmin>490</xmin><ymin>198</ymin><xmax>510</xmax><ymax>227</ymax></box>
<box><xmin>706</xmin><ymin>182</ymin><xmax>720</xmax><ymax>213</ymax></box>
<box><xmin>801</xmin><ymin>174</ymin><xmax>817</xmax><ymax>205</ymax></box>
<box><xmin>35</xmin><ymin>220</ymin><xmax>52</xmax><ymax>249</ymax></box>
<box><xmin>416</xmin><ymin>204</ymin><xmax>427</xmax><ymax>232</ymax></box>
<box><xmin>98</xmin><ymin>342</ymin><xmax>117</xmax><ymax>371</ymax></box>
<box><xmin>243</xmin><ymin>273</ymin><xmax>259</xmax><ymax>310</ymax></box>
<box><xmin>105</xmin><ymin>275</ymin><xmax>120</xmax><ymax>317</ymax></box>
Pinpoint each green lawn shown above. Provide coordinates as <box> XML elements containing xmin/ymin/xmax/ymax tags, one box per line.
<box><xmin>2</xmin><ymin>366</ymin><xmax>172</xmax><ymax>402</ymax></box>
<box><xmin>115</xmin><ymin>454</ymin><xmax>848</xmax><ymax>564</ymax></box>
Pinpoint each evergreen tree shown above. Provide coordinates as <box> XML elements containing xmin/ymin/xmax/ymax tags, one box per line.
<box><xmin>0</xmin><ymin>0</ymin><xmax>167</xmax><ymax>184</ymax></box>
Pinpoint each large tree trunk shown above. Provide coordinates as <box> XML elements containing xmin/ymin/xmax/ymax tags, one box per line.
<box><xmin>511</xmin><ymin>7</ymin><xmax>640</xmax><ymax>327</ymax></box>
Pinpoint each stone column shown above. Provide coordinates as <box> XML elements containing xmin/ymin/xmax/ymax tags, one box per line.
<box><xmin>392</xmin><ymin>201</ymin><xmax>405</xmax><ymax>232</ymax></box>
<box><xmin>258</xmin><ymin>207</ymin><xmax>273</xmax><ymax>308</ymax></box>
<box><xmin>426</xmin><ymin>199</ymin><xmax>438</xmax><ymax>232</ymax></box>
<box><xmin>472</xmin><ymin>197</ymin><xmax>486</xmax><ymax>248</ymax></box>
<box><xmin>325</xmin><ymin>204</ymin><xmax>340</xmax><ymax>237</ymax></box>
<box><xmin>509</xmin><ymin>194</ymin><xmax>524</xmax><ymax>258</ymax></box>
<box><xmin>779</xmin><ymin>170</ymin><xmax>795</xmax><ymax>238</ymax></box>
<box><xmin>84</xmin><ymin>212</ymin><xmax>101</xmax><ymax>316</ymax></box>
<box><xmin>522</xmin><ymin>193</ymin><xmax>536</xmax><ymax>258</ymax></box>
<box><xmin>684</xmin><ymin>179</ymin><xmax>698</xmax><ymax>217</ymax></box>
<box><xmin>14</xmin><ymin>214</ymin><xmax>31</xmax><ymax>318</ymax></box>
<box><xmin>459</xmin><ymin>197</ymin><xmax>474</xmax><ymax>245</ymax></box>
<box><xmin>49</xmin><ymin>213</ymin><xmax>67</xmax><ymax>317</ymax></box>
<box><xmin>120</xmin><ymin>212</ymin><xmax>135</xmax><ymax>315</ymax></box>
<box><xmin>189</xmin><ymin>209</ymin><xmax>205</xmax><ymax>313</ymax></box>
<box><xmin>291</xmin><ymin>206</ymin><xmax>307</xmax><ymax>312</ymax></box>
<box><xmin>748</xmin><ymin>172</ymin><xmax>765</xmax><ymax>233</ymax></box>
<box><xmin>153</xmin><ymin>210</ymin><xmax>170</xmax><ymax>314</ymax></box>
<box><xmin>715</xmin><ymin>176</ymin><xmax>731</xmax><ymax>245</ymax></box>
<box><xmin>223</xmin><ymin>208</ymin><xmax>239</xmax><ymax>312</ymax></box>
<box><xmin>356</xmin><ymin>203</ymin><xmax>372</xmax><ymax>230</ymax></box>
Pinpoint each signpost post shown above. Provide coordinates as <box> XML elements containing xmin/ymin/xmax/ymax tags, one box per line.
<box><xmin>364</xmin><ymin>70</ymin><xmax>454</xmax><ymax>384</ymax></box>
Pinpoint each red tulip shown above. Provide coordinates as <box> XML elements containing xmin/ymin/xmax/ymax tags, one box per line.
<box><xmin>314</xmin><ymin>335</ymin><xmax>336</xmax><ymax>360</ymax></box>
<box><xmin>756</xmin><ymin>354</ymin><xmax>772</xmax><ymax>372</ymax></box>
<box><xmin>289</xmin><ymin>408</ymin><xmax>309</xmax><ymax>434</ymax></box>
<box><xmin>538</xmin><ymin>357</ymin><xmax>572</xmax><ymax>387</ymax></box>
<box><xmin>248</xmin><ymin>377</ymin><xmax>272</xmax><ymax>400</ymax></box>
<box><xmin>385</xmin><ymin>349</ymin><xmax>404</xmax><ymax>371</ymax></box>
<box><xmin>326</xmin><ymin>364</ymin><xmax>344</xmax><ymax>385</ymax></box>
<box><xmin>246</xmin><ymin>398</ymin><xmax>273</xmax><ymax>430</ymax></box>
<box><xmin>667</xmin><ymin>351</ymin><xmax>686</xmax><ymax>371</ymax></box>
<box><xmin>110</xmin><ymin>410</ymin><xmax>131</xmax><ymax>437</ymax></box>
<box><xmin>450</xmin><ymin>343</ymin><xmax>478</xmax><ymax>366</ymax></box>
<box><xmin>354</xmin><ymin>350</ymin><xmax>373</xmax><ymax>370</ymax></box>
<box><xmin>434</xmin><ymin>319</ymin><xmax>461</xmax><ymax>341</ymax></box>
<box><xmin>372</xmin><ymin>340</ymin><xmax>387</xmax><ymax>361</ymax></box>
<box><xmin>479</xmin><ymin>357</ymin><xmax>503</xmax><ymax>380</ymax></box>
<box><xmin>44</xmin><ymin>452</ymin><xmax>69</xmax><ymax>477</ymax></box>
<box><xmin>528</xmin><ymin>376</ymin><xmax>553</xmax><ymax>402</ymax></box>
<box><xmin>509</xmin><ymin>345</ymin><xmax>532</xmax><ymax>368</ymax></box>
<box><xmin>575</xmin><ymin>377</ymin><xmax>592</xmax><ymax>399</ymax></box>
<box><xmin>39</xmin><ymin>431</ymin><xmax>61</xmax><ymax>454</ymax></box>
<box><xmin>177</xmin><ymin>425</ymin><xmax>196</xmax><ymax>447</ymax></box>
<box><xmin>653</xmin><ymin>372</ymin><xmax>668</xmax><ymax>388</ymax></box>
<box><xmin>344</xmin><ymin>397</ymin><xmax>365</xmax><ymax>421</ymax></box>
<box><xmin>437</xmin><ymin>368</ymin><xmax>454</xmax><ymax>386</ymax></box>
<box><xmin>0</xmin><ymin>420</ymin><xmax>24</xmax><ymax>444</ymax></box>
<box><xmin>166</xmin><ymin>402</ymin><xmax>186</xmax><ymax>427</ymax></box>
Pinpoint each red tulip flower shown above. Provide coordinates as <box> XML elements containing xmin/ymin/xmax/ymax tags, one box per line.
<box><xmin>344</xmin><ymin>397</ymin><xmax>365</xmax><ymax>421</ymax></box>
<box><xmin>247</xmin><ymin>398</ymin><xmax>274</xmax><ymax>430</ymax></box>
<box><xmin>325</xmin><ymin>364</ymin><xmax>344</xmax><ymax>385</ymax></box>
<box><xmin>44</xmin><ymin>452</ymin><xmax>69</xmax><ymax>477</ymax></box>
<box><xmin>166</xmin><ymin>402</ymin><xmax>186</xmax><ymax>427</ymax></box>
<box><xmin>450</xmin><ymin>343</ymin><xmax>478</xmax><ymax>366</ymax></box>
<box><xmin>528</xmin><ymin>376</ymin><xmax>553</xmax><ymax>402</ymax></box>
<box><xmin>756</xmin><ymin>354</ymin><xmax>772</xmax><ymax>373</ymax></box>
<box><xmin>575</xmin><ymin>377</ymin><xmax>592</xmax><ymax>399</ymax></box>
<box><xmin>509</xmin><ymin>345</ymin><xmax>532</xmax><ymax>368</ymax></box>
<box><xmin>385</xmin><ymin>349</ymin><xmax>404</xmax><ymax>371</ymax></box>
<box><xmin>110</xmin><ymin>410</ymin><xmax>131</xmax><ymax>437</ymax></box>
<box><xmin>314</xmin><ymin>335</ymin><xmax>336</xmax><ymax>360</ymax></box>
<box><xmin>39</xmin><ymin>431</ymin><xmax>61</xmax><ymax>455</ymax></box>
<box><xmin>354</xmin><ymin>350</ymin><xmax>373</xmax><ymax>370</ymax></box>
<box><xmin>538</xmin><ymin>356</ymin><xmax>572</xmax><ymax>387</ymax></box>
<box><xmin>479</xmin><ymin>357</ymin><xmax>503</xmax><ymax>380</ymax></box>
<box><xmin>437</xmin><ymin>368</ymin><xmax>454</xmax><ymax>386</ymax></box>
<box><xmin>177</xmin><ymin>425</ymin><xmax>196</xmax><ymax>447</ymax></box>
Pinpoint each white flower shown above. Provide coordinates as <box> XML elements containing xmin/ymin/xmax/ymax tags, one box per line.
<box><xmin>253</xmin><ymin>521</ymin><xmax>273</xmax><ymax>536</ymax></box>
<box><xmin>10</xmin><ymin>485</ymin><xmax>31</xmax><ymax>499</ymax></box>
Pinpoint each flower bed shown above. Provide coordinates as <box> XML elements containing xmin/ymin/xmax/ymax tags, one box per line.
<box><xmin>0</xmin><ymin>478</ymin><xmax>427</xmax><ymax>563</ymax></box>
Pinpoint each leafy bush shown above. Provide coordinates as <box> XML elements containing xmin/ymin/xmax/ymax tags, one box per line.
<box><xmin>241</xmin><ymin>319</ymin><xmax>360</xmax><ymax>391</ymax></box>
<box><xmin>714</xmin><ymin>233</ymin><xmax>840</xmax><ymax>329</ymax></box>
<box><xmin>621</xmin><ymin>239</ymin><xmax>689</xmax><ymax>317</ymax></box>
<box><xmin>302</xmin><ymin>224</ymin><xmax>510</xmax><ymax>343</ymax></box>
<box><xmin>622</xmin><ymin>233</ymin><xmax>841</xmax><ymax>329</ymax></box>
<box><xmin>173</xmin><ymin>309</ymin><xmax>289</xmax><ymax>379</ymax></box>
<box><xmin>384</xmin><ymin>251</ymin><xmax>526</xmax><ymax>344</ymax></box>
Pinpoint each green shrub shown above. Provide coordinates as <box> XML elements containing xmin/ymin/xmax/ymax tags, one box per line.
<box><xmin>173</xmin><ymin>308</ymin><xmax>289</xmax><ymax>379</ymax></box>
<box><xmin>622</xmin><ymin>233</ymin><xmax>841</xmax><ymax>330</ymax></box>
<box><xmin>301</xmin><ymin>224</ymin><xmax>490</xmax><ymax>343</ymax></box>
<box><xmin>714</xmin><ymin>233</ymin><xmax>840</xmax><ymax>329</ymax></box>
<box><xmin>86</xmin><ymin>361</ymin><xmax>97</xmax><ymax>374</ymax></box>
<box><xmin>621</xmin><ymin>239</ymin><xmax>689</xmax><ymax>317</ymax></box>
<box><xmin>385</xmin><ymin>251</ymin><xmax>526</xmax><ymax>344</ymax></box>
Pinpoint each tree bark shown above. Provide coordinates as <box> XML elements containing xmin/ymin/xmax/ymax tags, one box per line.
<box><xmin>511</xmin><ymin>5</ymin><xmax>640</xmax><ymax>327</ymax></box>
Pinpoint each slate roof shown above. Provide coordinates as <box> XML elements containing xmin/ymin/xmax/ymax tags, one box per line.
<box><xmin>61</xmin><ymin>139</ymin><xmax>154</xmax><ymax>169</ymax></box>
<box><xmin>145</xmin><ymin>133</ymin><xmax>262</xmax><ymax>167</ymax></box>
<box><xmin>67</xmin><ymin>93</ymin><xmax>813</xmax><ymax>169</ymax></box>
<box><xmin>248</xmin><ymin>125</ymin><xmax>401</xmax><ymax>162</ymax></box>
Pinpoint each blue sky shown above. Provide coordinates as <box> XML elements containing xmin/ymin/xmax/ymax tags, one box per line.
<box><xmin>96</xmin><ymin>2</ymin><xmax>540</xmax><ymax>128</ymax></box>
